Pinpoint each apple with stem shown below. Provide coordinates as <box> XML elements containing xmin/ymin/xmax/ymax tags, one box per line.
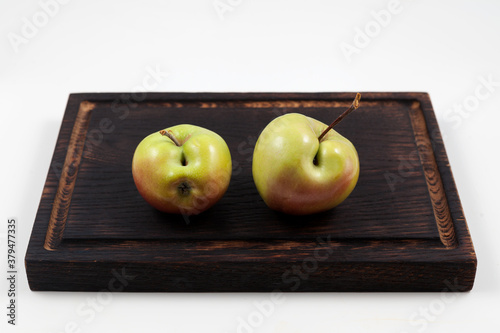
<box><xmin>252</xmin><ymin>93</ymin><xmax>361</xmax><ymax>215</ymax></box>
<box><xmin>132</xmin><ymin>125</ymin><xmax>232</xmax><ymax>215</ymax></box>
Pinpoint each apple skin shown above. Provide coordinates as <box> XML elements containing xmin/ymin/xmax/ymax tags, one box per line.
<box><xmin>252</xmin><ymin>113</ymin><xmax>359</xmax><ymax>215</ymax></box>
<box><xmin>132</xmin><ymin>124</ymin><xmax>232</xmax><ymax>215</ymax></box>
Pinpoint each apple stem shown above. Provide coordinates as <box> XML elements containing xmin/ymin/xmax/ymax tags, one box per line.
<box><xmin>160</xmin><ymin>130</ymin><xmax>181</xmax><ymax>146</ymax></box>
<box><xmin>317</xmin><ymin>93</ymin><xmax>361</xmax><ymax>142</ymax></box>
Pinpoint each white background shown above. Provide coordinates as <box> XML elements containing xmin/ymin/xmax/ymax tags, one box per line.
<box><xmin>1</xmin><ymin>0</ymin><xmax>500</xmax><ymax>332</ymax></box>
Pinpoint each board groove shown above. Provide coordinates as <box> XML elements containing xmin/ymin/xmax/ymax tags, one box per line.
<box><xmin>408</xmin><ymin>101</ymin><xmax>457</xmax><ymax>248</ymax></box>
<box><xmin>44</xmin><ymin>101</ymin><xmax>95</xmax><ymax>251</ymax></box>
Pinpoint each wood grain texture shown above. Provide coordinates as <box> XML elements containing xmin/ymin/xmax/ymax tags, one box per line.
<box><xmin>25</xmin><ymin>92</ymin><xmax>477</xmax><ymax>292</ymax></box>
<box><xmin>408</xmin><ymin>101</ymin><xmax>457</xmax><ymax>248</ymax></box>
<box><xmin>44</xmin><ymin>101</ymin><xmax>95</xmax><ymax>250</ymax></box>
<box><xmin>66</xmin><ymin>98</ymin><xmax>435</xmax><ymax>240</ymax></box>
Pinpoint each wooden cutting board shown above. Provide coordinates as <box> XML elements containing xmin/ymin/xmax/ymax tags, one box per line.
<box><xmin>25</xmin><ymin>92</ymin><xmax>477</xmax><ymax>292</ymax></box>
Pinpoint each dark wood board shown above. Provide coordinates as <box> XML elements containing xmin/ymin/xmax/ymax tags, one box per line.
<box><xmin>25</xmin><ymin>92</ymin><xmax>477</xmax><ymax>292</ymax></box>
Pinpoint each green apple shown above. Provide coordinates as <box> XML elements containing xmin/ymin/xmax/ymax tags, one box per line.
<box><xmin>252</xmin><ymin>94</ymin><xmax>361</xmax><ymax>215</ymax></box>
<box><xmin>132</xmin><ymin>125</ymin><xmax>232</xmax><ymax>215</ymax></box>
